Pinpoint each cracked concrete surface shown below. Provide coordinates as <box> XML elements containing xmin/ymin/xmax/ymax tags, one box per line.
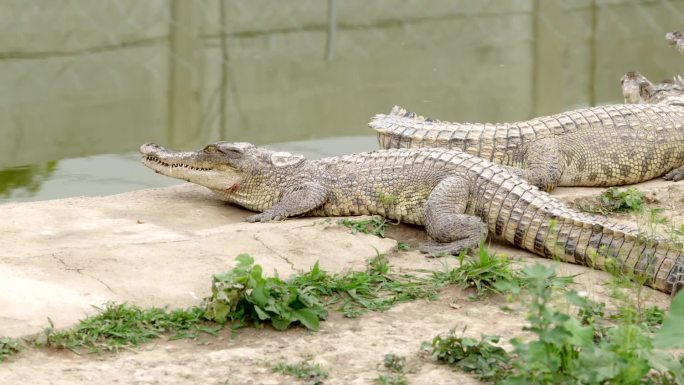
<box><xmin>0</xmin><ymin>184</ymin><xmax>395</xmax><ymax>338</ymax></box>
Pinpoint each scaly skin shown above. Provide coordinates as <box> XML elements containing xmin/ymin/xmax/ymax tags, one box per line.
<box><xmin>140</xmin><ymin>142</ymin><xmax>684</xmax><ymax>295</ymax></box>
<box><xmin>370</xmin><ymin>104</ymin><xmax>684</xmax><ymax>190</ymax></box>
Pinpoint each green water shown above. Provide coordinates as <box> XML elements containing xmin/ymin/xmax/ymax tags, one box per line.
<box><xmin>0</xmin><ymin>136</ymin><xmax>377</xmax><ymax>203</ymax></box>
<box><xmin>1</xmin><ymin>1</ymin><xmax>683</xmax><ymax>203</ymax></box>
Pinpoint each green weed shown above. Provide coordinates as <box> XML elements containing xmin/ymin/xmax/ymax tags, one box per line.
<box><xmin>659</xmin><ymin>219</ymin><xmax>684</xmax><ymax>251</ymax></box>
<box><xmin>434</xmin><ymin>246</ymin><xmax>573</xmax><ymax>299</ymax></box>
<box><xmin>383</xmin><ymin>353</ymin><xmax>407</xmax><ymax>372</ymax></box>
<box><xmin>653</xmin><ymin>291</ymin><xmax>684</xmax><ymax>350</ymax></box>
<box><xmin>673</xmin><ymin>223</ymin><xmax>684</xmax><ymax>237</ymax></box>
<box><xmin>446</xmin><ymin>247</ymin><xmax>519</xmax><ymax>296</ymax></box>
<box><xmin>397</xmin><ymin>242</ymin><xmax>410</xmax><ymax>251</ymax></box>
<box><xmin>0</xmin><ymin>337</ymin><xmax>22</xmax><ymax>362</ymax></box>
<box><xmin>289</xmin><ymin>253</ymin><xmax>443</xmax><ymax>318</ymax></box>
<box><xmin>425</xmin><ymin>331</ymin><xmax>509</xmax><ymax>382</ymax></box>
<box><xmin>375</xmin><ymin>353</ymin><xmax>410</xmax><ymax>385</ymax></box>
<box><xmin>425</xmin><ymin>264</ymin><xmax>684</xmax><ymax>384</ymax></box>
<box><xmin>272</xmin><ymin>358</ymin><xmax>328</xmax><ymax>385</ymax></box>
<box><xmin>576</xmin><ymin>187</ymin><xmax>644</xmax><ymax>215</ymax></box>
<box><xmin>203</xmin><ymin>254</ymin><xmax>327</xmax><ymax>331</ymax></box>
<box><xmin>375</xmin><ymin>374</ymin><xmax>408</xmax><ymax>385</ymax></box>
<box><xmin>339</xmin><ymin>216</ymin><xmax>391</xmax><ymax>238</ymax></box>
<box><xmin>43</xmin><ymin>303</ymin><xmax>214</xmax><ymax>353</ymax></box>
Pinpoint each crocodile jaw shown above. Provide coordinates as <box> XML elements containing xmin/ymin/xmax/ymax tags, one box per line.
<box><xmin>139</xmin><ymin>143</ymin><xmax>243</xmax><ymax>191</ymax></box>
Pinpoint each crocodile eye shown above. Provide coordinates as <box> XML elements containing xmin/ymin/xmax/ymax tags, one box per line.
<box><xmin>203</xmin><ymin>145</ymin><xmax>218</xmax><ymax>153</ymax></box>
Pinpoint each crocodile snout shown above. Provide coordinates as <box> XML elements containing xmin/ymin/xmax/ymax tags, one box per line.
<box><xmin>139</xmin><ymin>142</ymin><xmax>165</xmax><ymax>155</ymax></box>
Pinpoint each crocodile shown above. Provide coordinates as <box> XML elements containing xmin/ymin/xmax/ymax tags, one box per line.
<box><xmin>370</xmin><ymin>104</ymin><xmax>684</xmax><ymax>190</ymax></box>
<box><xmin>140</xmin><ymin>142</ymin><xmax>684</xmax><ymax>295</ymax></box>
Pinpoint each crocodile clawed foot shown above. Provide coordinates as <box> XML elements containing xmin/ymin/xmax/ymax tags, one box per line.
<box><xmin>418</xmin><ymin>240</ymin><xmax>478</xmax><ymax>257</ymax></box>
<box><xmin>664</xmin><ymin>167</ymin><xmax>684</xmax><ymax>182</ymax></box>
<box><xmin>245</xmin><ymin>212</ymin><xmax>283</xmax><ymax>223</ymax></box>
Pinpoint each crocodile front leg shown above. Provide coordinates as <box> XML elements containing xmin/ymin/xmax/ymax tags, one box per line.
<box><xmin>664</xmin><ymin>165</ymin><xmax>684</xmax><ymax>182</ymax></box>
<box><xmin>245</xmin><ymin>182</ymin><xmax>328</xmax><ymax>222</ymax></box>
<box><xmin>419</xmin><ymin>176</ymin><xmax>488</xmax><ymax>255</ymax></box>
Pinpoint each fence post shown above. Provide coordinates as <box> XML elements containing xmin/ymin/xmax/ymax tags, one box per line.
<box><xmin>168</xmin><ymin>0</ymin><xmax>201</xmax><ymax>148</ymax></box>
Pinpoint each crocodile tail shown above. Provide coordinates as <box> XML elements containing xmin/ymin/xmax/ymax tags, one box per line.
<box><xmin>370</xmin><ymin>106</ymin><xmax>517</xmax><ymax>162</ymax></box>
<box><xmin>488</xmin><ymin>180</ymin><xmax>682</xmax><ymax>295</ymax></box>
<box><xmin>513</xmin><ymin>197</ymin><xmax>683</xmax><ymax>294</ymax></box>
<box><xmin>372</xmin><ymin>105</ymin><xmax>442</xmax><ymax>150</ymax></box>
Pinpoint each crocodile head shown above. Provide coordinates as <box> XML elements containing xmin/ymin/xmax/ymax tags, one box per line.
<box><xmin>621</xmin><ymin>71</ymin><xmax>684</xmax><ymax>106</ymax></box>
<box><xmin>140</xmin><ymin>142</ymin><xmax>306</xmax><ymax>193</ymax></box>
<box><xmin>140</xmin><ymin>142</ymin><xmax>253</xmax><ymax>191</ymax></box>
<box><xmin>621</xmin><ymin>71</ymin><xmax>653</xmax><ymax>104</ymax></box>
<box><xmin>666</xmin><ymin>31</ymin><xmax>684</xmax><ymax>54</ymax></box>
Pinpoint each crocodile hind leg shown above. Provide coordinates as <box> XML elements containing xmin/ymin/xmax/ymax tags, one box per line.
<box><xmin>502</xmin><ymin>138</ymin><xmax>563</xmax><ymax>192</ymax></box>
<box><xmin>664</xmin><ymin>165</ymin><xmax>684</xmax><ymax>181</ymax></box>
<box><xmin>419</xmin><ymin>176</ymin><xmax>488</xmax><ymax>255</ymax></box>
<box><xmin>522</xmin><ymin>138</ymin><xmax>564</xmax><ymax>191</ymax></box>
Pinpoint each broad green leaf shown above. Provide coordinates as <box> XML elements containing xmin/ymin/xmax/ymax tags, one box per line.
<box><xmin>250</xmin><ymin>281</ymin><xmax>269</xmax><ymax>307</ymax></box>
<box><xmin>562</xmin><ymin>318</ymin><xmax>594</xmax><ymax>346</ymax></box>
<box><xmin>292</xmin><ymin>308</ymin><xmax>321</xmax><ymax>331</ymax></box>
<box><xmin>206</xmin><ymin>302</ymin><xmax>229</xmax><ymax>324</ymax></box>
<box><xmin>253</xmin><ymin>305</ymin><xmax>270</xmax><ymax>321</ymax></box>
<box><xmin>653</xmin><ymin>290</ymin><xmax>684</xmax><ymax>349</ymax></box>
<box><xmin>235</xmin><ymin>254</ymin><xmax>254</xmax><ymax>268</ymax></box>
<box><xmin>577</xmin><ymin>346</ymin><xmax>618</xmax><ymax>383</ymax></box>
<box><xmin>271</xmin><ymin>316</ymin><xmax>291</xmax><ymax>331</ymax></box>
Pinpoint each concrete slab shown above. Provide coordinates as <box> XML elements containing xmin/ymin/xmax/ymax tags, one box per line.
<box><xmin>0</xmin><ymin>184</ymin><xmax>395</xmax><ymax>337</ymax></box>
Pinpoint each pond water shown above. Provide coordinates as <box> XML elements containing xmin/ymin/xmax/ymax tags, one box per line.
<box><xmin>1</xmin><ymin>1</ymin><xmax>683</xmax><ymax>203</ymax></box>
<box><xmin>0</xmin><ymin>136</ymin><xmax>377</xmax><ymax>202</ymax></box>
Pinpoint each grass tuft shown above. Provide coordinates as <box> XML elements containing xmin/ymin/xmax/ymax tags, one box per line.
<box><xmin>44</xmin><ymin>303</ymin><xmax>213</xmax><ymax>353</ymax></box>
<box><xmin>272</xmin><ymin>359</ymin><xmax>328</xmax><ymax>385</ymax></box>
<box><xmin>375</xmin><ymin>353</ymin><xmax>411</xmax><ymax>385</ymax></box>
<box><xmin>339</xmin><ymin>216</ymin><xmax>391</xmax><ymax>238</ymax></box>
<box><xmin>576</xmin><ymin>187</ymin><xmax>644</xmax><ymax>214</ymax></box>
<box><xmin>0</xmin><ymin>337</ymin><xmax>22</xmax><ymax>362</ymax></box>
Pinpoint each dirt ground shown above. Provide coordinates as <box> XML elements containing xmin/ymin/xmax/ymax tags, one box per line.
<box><xmin>0</xmin><ymin>180</ymin><xmax>682</xmax><ymax>385</ymax></box>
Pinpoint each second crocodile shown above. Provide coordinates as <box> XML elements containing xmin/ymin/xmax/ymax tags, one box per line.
<box><xmin>370</xmin><ymin>104</ymin><xmax>684</xmax><ymax>190</ymax></box>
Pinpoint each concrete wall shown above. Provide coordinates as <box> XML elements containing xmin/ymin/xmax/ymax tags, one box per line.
<box><xmin>0</xmin><ymin>0</ymin><xmax>170</xmax><ymax>168</ymax></box>
<box><xmin>0</xmin><ymin>0</ymin><xmax>682</xmax><ymax>168</ymax></box>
